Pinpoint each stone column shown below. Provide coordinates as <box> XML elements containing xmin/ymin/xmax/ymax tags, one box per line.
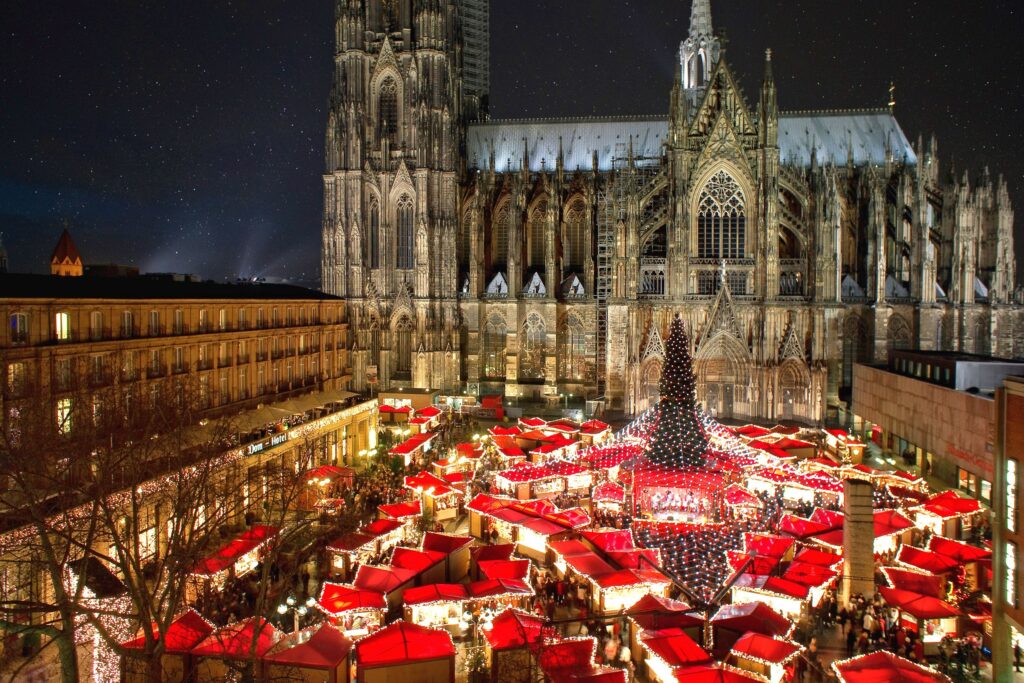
<box><xmin>841</xmin><ymin>479</ymin><xmax>875</xmax><ymax>604</ymax></box>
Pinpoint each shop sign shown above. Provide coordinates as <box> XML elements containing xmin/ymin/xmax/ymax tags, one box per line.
<box><xmin>247</xmin><ymin>432</ymin><xmax>289</xmax><ymax>456</ymax></box>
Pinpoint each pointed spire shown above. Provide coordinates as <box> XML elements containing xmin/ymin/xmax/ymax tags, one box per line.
<box><xmin>689</xmin><ymin>0</ymin><xmax>714</xmax><ymax>40</ymax></box>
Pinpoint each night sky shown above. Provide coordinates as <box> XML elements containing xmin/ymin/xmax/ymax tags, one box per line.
<box><xmin>2</xmin><ymin>1</ymin><xmax>1022</xmax><ymax>285</ymax></box>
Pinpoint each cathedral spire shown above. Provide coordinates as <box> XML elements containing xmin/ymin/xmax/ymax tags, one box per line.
<box><xmin>679</xmin><ymin>0</ymin><xmax>720</xmax><ymax>94</ymax></box>
<box><xmin>689</xmin><ymin>0</ymin><xmax>713</xmax><ymax>40</ymax></box>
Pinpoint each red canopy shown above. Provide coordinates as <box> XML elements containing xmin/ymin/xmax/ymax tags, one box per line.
<box><xmin>471</xmin><ymin>543</ymin><xmax>515</xmax><ymax>563</ymax></box>
<box><xmin>378</xmin><ymin>500</ymin><xmax>422</xmax><ymax>519</ymax></box>
<box><xmin>833</xmin><ymin>651</ymin><xmax>952</xmax><ymax>683</ymax></box>
<box><xmin>882</xmin><ymin>567</ymin><xmax>946</xmax><ymax>598</ymax></box>
<box><xmin>730</xmin><ymin>632</ymin><xmax>802</xmax><ymax>664</ymax></box>
<box><xmin>926</xmin><ymin>491</ymin><xmax>983</xmax><ymax>515</ymax></box>
<box><xmin>874</xmin><ymin>509</ymin><xmax>914</xmax><ymax>537</ymax></box>
<box><xmin>402</xmin><ymin>583</ymin><xmax>468</xmax><ymax>605</ymax></box>
<box><xmin>735</xmin><ymin>425</ymin><xmax>772</xmax><ymax>437</ymax></box>
<box><xmin>580</xmin><ymin>419</ymin><xmax>611</xmax><ymax>435</ymax></box>
<box><xmin>468</xmin><ymin>578</ymin><xmax>533</xmax><ymax>598</ymax></box>
<box><xmin>896</xmin><ymin>545</ymin><xmax>959</xmax><ymax>574</ymax></box>
<box><xmin>778</xmin><ymin>514</ymin><xmax>832</xmax><ymax>540</ymax></box>
<box><xmin>416</xmin><ymin>405</ymin><xmax>442</xmax><ymax>418</ymax></box>
<box><xmin>263</xmin><ymin>624</ymin><xmax>352</xmax><ymax>669</ymax></box>
<box><xmin>363</xmin><ymin>518</ymin><xmax>404</xmax><ymax>536</ymax></box>
<box><xmin>316</xmin><ymin>582</ymin><xmax>386</xmax><ymax>616</ymax></box>
<box><xmin>190</xmin><ymin>525</ymin><xmax>280</xmax><ymax>577</ymax></box>
<box><xmin>782</xmin><ymin>562</ymin><xmax>838</xmax><ymax>588</ymax></box>
<box><xmin>743</xmin><ymin>533</ymin><xmax>795</xmax><ymax>559</ymax></box>
<box><xmin>390</xmin><ymin>547</ymin><xmax>446</xmax><ymax>573</ymax></box>
<box><xmin>723</xmin><ymin>484</ymin><xmax>763</xmax><ymax>508</ymax></box>
<box><xmin>422</xmin><ymin>532</ymin><xmax>474</xmax><ymax>555</ymax></box>
<box><xmin>390</xmin><ymin>432</ymin><xmax>433</xmax><ymax>456</ymax></box>
<box><xmin>626</xmin><ymin>594</ymin><xmax>703</xmax><ymax>631</ymax></box>
<box><xmin>582</xmin><ymin>529</ymin><xmax>637</xmax><ymax>552</ymax></box>
<box><xmin>478</xmin><ymin>559</ymin><xmax>531</xmax><ymax>580</ymax></box>
<box><xmin>355</xmin><ymin>622</ymin><xmax>455</xmax><ymax>667</ymax></box>
<box><xmin>726</xmin><ymin>551</ymin><xmax>779</xmax><ymax>576</ymax></box>
<box><xmin>928</xmin><ymin>536</ymin><xmax>992</xmax><ymax>562</ymax></box>
<box><xmin>641</xmin><ymin>629</ymin><xmax>712</xmax><ymax>667</ymax></box>
<box><xmin>592</xmin><ymin>481</ymin><xmax>626</xmax><ymax>503</ymax></box>
<box><xmin>482</xmin><ymin>608</ymin><xmax>547</xmax><ymax>650</ymax></box>
<box><xmin>674</xmin><ymin>662</ymin><xmax>764</xmax><ymax>683</ymax></box>
<box><xmin>711</xmin><ymin>603</ymin><xmax>792</xmax><ymax>638</ymax></box>
<box><xmin>794</xmin><ymin>547</ymin><xmax>843</xmax><ymax>568</ymax></box>
<box><xmin>191</xmin><ymin>617</ymin><xmax>281</xmax><ymax>659</ymax></box>
<box><xmin>539</xmin><ymin>638</ymin><xmax>597</xmax><ymax>677</ymax></box>
<box><xmin>879</xmin><ymin>587</ymin><xmax>962</xmax><ymax>620</ymax></box>
<box><xmin>591</xmin><ymin>569</ymin><xmax>670</xmax><ymax>590</ymax></box>
<box><xmin>303</xmin><ymin>465</ymin><xmax>355</xmax><ymax>485</ymax></box>
<box><xmin>353</xmin><ymin>565</ymin><xmax>417</xmax><ymax>593</ymax></box>
<box><xmin>121</xmin><ymin>609</ymin><xmax>213</xmax><ymax>654</ymax></box>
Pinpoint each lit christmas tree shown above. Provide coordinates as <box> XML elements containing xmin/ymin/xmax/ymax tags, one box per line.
<box><xmin>645</xmin><ymin>314</ymin><xmax>709</xmax><ymax>469</ymax></box>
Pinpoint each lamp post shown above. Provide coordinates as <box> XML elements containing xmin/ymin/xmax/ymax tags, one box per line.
<box><xmin>277</xmin><ymin>595</ymin><xmax>317</xmax><ymax>633</ymax></box>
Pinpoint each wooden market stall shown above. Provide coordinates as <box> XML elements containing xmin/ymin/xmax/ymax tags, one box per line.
<box><xmin>315</xmin><ymin>582</ymin><xmax>387</xmax><ymax>637</ymax></box>
<box><xmin>879</xmin><ymin>586</ymin><xmax>963</xmax><ymax>652</ymax></box>
<box><xmin>405</xmin><ymin>471</ymin><xmax>463</xmax><ymax>522</ymax></box>
<box><xmin>121</xmin><ymin>609</ymin><xmax>214</xmax><ymax>683</ymax></box>
<box><xmin>831</xmin><ymin>651</ymin><xmax>952</xmax><ymax>683</ymax></box>
<box><xmin>402</xmin><ymin>583</ymin><xmax>469</xmax><ymax>634</ymax></box>
<box><xmin>187</xmin><ymin>525</ymin><xmax>280</xmax><ymax>602</ymax></box>
<box><xmin>353</xmin><ymin>621</ymin><xmax>456</xmax><ymax>683</ymax></box>
<box><xmin>639</xmin><ymin>627</ymin><xmax>712</xmax><ymax>683</ymax></box>
<box><xmin>263</xmin><ymin>624</ymin><xmax>353</xmax><ymax>683</ymax></box>
<box><xmin>326</xmin><ymin>519</ymin><xmax>405</xmax><ymax>580</ymax></box>
<box><xmin>190</xmin><ymin>617</ymin><xmax>281</xmax><ymax>682</ymax></box>
<box><xmin>709</xmin><ymin>602</ymin><xmax>794</xmax><ymax>659</ymax></box>
<box><xmin>481</xmin><ymin>608</ymin><xmax>546</xmax><ymax>683</ymax></box>
<box><xmin>727</xmin><ymin>632</ymin><xmax>803</xmax><ymax>683</ymax></box>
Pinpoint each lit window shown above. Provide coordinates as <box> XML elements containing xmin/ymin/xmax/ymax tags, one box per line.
<box><xmin>56</xmin><ymin>397</ymin><xmax>72</xmax><ymax>434</ymax></box>
<box><xmin>980</xmin><ymin>479</ymin><xmax>991</xmax><ymax>503</ymax></box>
<box><xmin>219</xmin><ymin>309</ymin><xmax>227</xmax><ymax>331</ymax></box>
<box><xmin>1009</xmin><ymin>459</ymin><xmax>1018</xmax><ymax>533</ymax></box>
<box><xmin>55</xmin><ymin>312</ymin><xmax>70</xmax><ymax>341</ymax></box>
<box><xmin>1009</xmin><ymin>542</ymin><xmax>1018</xmax><ymax>608</ymax></box>
<box><xmin>9</xmin><ymin>313</ymin><xmax>27</xmax><ymax>344</ymax></box>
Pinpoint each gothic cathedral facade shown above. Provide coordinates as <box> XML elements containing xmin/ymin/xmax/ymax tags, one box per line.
<box><xmin>321</xmin><ymin>0</ymin><xmax>1021</xmax><ymax>422</ymax></box>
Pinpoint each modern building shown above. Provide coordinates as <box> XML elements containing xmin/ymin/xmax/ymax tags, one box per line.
<box><xmin>0</xmin><ymin>272</ymin><xmax>378</xmax><ymax>639</ymax></box>
<box><xmin>851</xmin><ymin>350</ymin><xmax>1024</xmax><ymax>501</ymax></box>
<box><xmin>320</xmin><ymin>0</ymin><xmax>1022</xmax><ymax>422</ymax></box>
<box><xmin>993</xmin><ymin>375</ymin><xmax>1024</xmax><ymax>683</ymax></box>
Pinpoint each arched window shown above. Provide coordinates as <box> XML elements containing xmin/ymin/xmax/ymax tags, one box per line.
<box><xmin>397</xmin><ymin>195</ymin><xmax>414</xmax><ymax>270</ymax></box>
<box><xmin>520</xmin><ymin>313</ymin><xmax>546</xmax><ymax>380</ymax></box>
<box><xmin>460</xmin><ymin>210</ymin><xmax>473</xmax><ymax>270</ymax></box>
<box><xmin>697</xmin><ymin>171</ymin><xmax>746</xmax><ymax>259</ymax></box>
<box><xmin>491</xmin><ymin>202</ymin><xmax>510</xmax><ymax>269</ymax></box>
<box><xmin>394</xmin><ymin>316</ymin><xmax>414</xmax><ymax>377</ymax></box>
<box><xmin>368</xmin><ymin>318</ymin><xmax>381</xmax><ymax>368</ymax></box>
<box><xmin>561</xmin><ymin>313</ymin><xmax>589</xmax><ymax>381</ymax></box>
<box><xmin>529</xmin><ymin>202</ymin><xmax>547</xmax><ymax>270</ymax></box>
<box><xmin>368</xmin><ymin>201</ymin><xmax>380</xmax><ymax>269</ymax></box>
<box><xmin>378</xmin><ymin>78</ymin><xmax>398</xmax><ymax>146</ymax></box>
<box><xmin>565</xmin><ymin>200</ymin><xmax>586</xmax><ymax>273</ymax></box>
<box><xmin>841</xmin><ymin>316</ymin><xmax>867</xmax><ymax>389</ymax></box>
<box><xmin>887</xmin><ymin>316</ymin><xmax>912</xmax><ymax>359</ymax></box>
<box><xmin>482</xmin><ymin>314</ymin><xmax>507</xmax><ymax>378</ymax></box>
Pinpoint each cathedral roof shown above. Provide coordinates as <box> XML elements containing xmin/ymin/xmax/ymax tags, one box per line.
<box><xmin>466</xmin><ymin>110</ymin><xmax>916</xmax><ymax>172</ymax></box>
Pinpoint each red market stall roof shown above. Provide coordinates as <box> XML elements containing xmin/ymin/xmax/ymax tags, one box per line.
<box><xmin>482</xmin><ymin>608</ymin><xmax>547</xmax><ymax>650</ymax></box>
<box><xmin>391</xmin><ymin>547</ymin><xmax>446</xmax><ymax>573</ymax></box>
<box><xmin>378</xmin><ymin>404</ymin><xmax>412</xmax><ymax>414</ymax></box>
<box><xmin>490</xmin><ymin>425</ymin><xmax>522</xmax><ymax>436</ymax></box>
<box><xmin>809</xmin><ymin>508</ymin><xmax>845</xmax><ymax>529</ymax></box>
<box><xmin>591</xmin><ymin>569</ymin><xmax>671</xmax><ymax>590</ymax></box>
<box><xmin>467</xmin><ymin>578</ymin><xmax>534</xmax><ymax>598</ymax></box>
<box><xmin>454</xmin><ymin>442</ymin><xmax>485</xmax><ymax>458</ymax></box>
<box><xmin>734</xmin><ymin>425</ymin><xmax>772</xmax><ymax>438</ymax></box>
<box><xmin>928</xmin><ymin>490</ymin><xmax>983</xmax><ymax>514</ymax></box>
<box><xmin>422</xmin><ymin>532</ymin><xmax>474</xmax><ymax>555</ymax></box>
<box><xmin>727</xmin><ymin>551</ymin><xmax>780</xmax><ymax>576</ymax></box>
<box><xmin>711</xmin><ymin>603</ymin><xmax>793</xmax><ymax>638</ymax></box>
<box><xmin>546</xmin><ymin>419</ymin><xmax>581</xmax><ymax>433</ymax></box>
<box><xmin>778</xmin><ymin>514</ymin><xmax>832</xmax><ymax>540</ymax></box>
<box><xmin>190</xmin><ymin>525</ymin><xmax>280</xmax><ymax>577</ymax></box>
<box><xmin>497</xmin><ymin>460</ymin><xmax>587</xmax><ymax>484</ymax></box>
<box><xmin>402</xmin><ymin>583</ymin><xmax>469</xmax><ymax>605</ymax></box>
<box><xmin>794</xmin><ymin>547</ymin><xmax>843</xmax><ymax>568</ymax></box>
<box><xmin>562</xmin><ymin>552</ymin><xmax>617</xmax><ymax>578</ymax></box>
<box><xmin>782</xmin><ymin>562</ymin><xmax>838</xmax><ymax>588</ymax></box>
<box><xmin>874</xmin><ymin>509</ymin><xmax>915</xmax><ymax>537</ymax></box>
<box><xmin>928</xmin><ymin>536</ymin><xmax>992</xmax><ymax>562</ymax></box>
<box><xmin>888</xmin><ymin>485</ymin><xmax>930</xmax><ymax>505</ymax></box>
<box><xmin>538</xmin><ymin>638</ymin><xmax>602</xmax><ymax>679</ymax></box>
<box><xmin>519</xmin><ymin>416</ymin><xmax>548</xmax><ymax>428</ymax></box>
<box><xmin>626</xmin><ymin>594</ymin><xmax>704</xmax><ymax>631</ymax></box>
<box><xmin>805</xmin><ymin>457</ymin><xmax>840</xmax><ymax>470</ymax></box>
<box><xmin>355</xmin><ymin>621</ymin><xmax>455</xmax><ymax>667</ymax></box>
<box><xmin>580</xmin><ymin>419</ymin><xmax>611</xmax><ymax>435</ymax></box>
<box><xmin>896</xmin><ymin>546</ymin><xmax>960</xmax><ymax>575</ymax></box>
<box><xmin>882</xmin><ymin>567</ymin><xmax>946</xmax><ymax>598</ymax></box>
<box><xmin>879</xmin><ymin>587</ymin><xmax>962</xmax><ymax>620</ymax></box>
<box><xmin>390</xmin><ymin>432</ymin><xmax>434</xmax><ymax>456</ymax></box>
<box><xmin>832</xmin><ymin>651</ymin><xmax>952</xmax><ymax>683</ymax></box>
<box><xmin>478</xmin><ymin>559</ymin><xmax>531</xmax><ymax>580</ymax></box>
<box><xmin>582</xmin><ymin>529</ymin><xmax>638</xmax><ymax>552</ymax></box>
<box><xmin>405</xmin><ymin>471</ymin><xmax>458</xmax><ymax>497</ymax></box>
<box><xmin>122</xmin><ymin>609</ymin><xmax>214</xmax><ymax>654</ymax></box>
<box><xmin>723</xmin><ymin>484</ymin><xmax>763</xmax><ymax>508</ymax></box>
<box><xmin>378</xmin><ymin>500</ymin><xmax>422</xmax><ymax>519</ymax></box>
<box><xmin>730</xmin><ymin>632</ymin><xmax>802</xmax><ymax>665</ymax></box>
<box><xmin>743</xmin><ymin>533</ymin><xmax>795</xmax><ymax>559</ymax></box>
<box><xmin>316</xmin><ymin>582</ymin><xmax>387</xmax><ymax>616</ymax></box>
<box><xmin>467</xmin><ymin>494</ymin><xmax>591</xmax><ymax>534</ymax></box>
<box><xmin>363</xmin><ymin>518</ymin><xmax>405</xmax><ymax>536</ymax></box>
<box><xmin>191</xmin><ymin>617</ymin><xmax>281</xmax><ymax>659</ymax></box>
<box><xmin>608</xmin><ymin>548</ymin><xmax>663</xmax><ymax>570</ymax></box>
<box><xmin>263</xmin><ymin>624</ymin><xmax>352</xmax><ymax>670</ymax></box>
<box><xmin>772</xmin><ymin>437</ymin><xmax>816</xmax><ymax>450</ymax></box>
<box><xmin>303</xmin><ymin>465</ymin><xmax>355</xmax><ymax>485</ymax></box>
<box><xmin>592</xmin><ymin>481</ymin><xmax>626</xmax><ymax>503</ymax></box>
<box><xmin>327</xmin><ymin>531</ymin><xmax>376</xmax><ymax>553</ymax></box>
<box><xmin>771</xmin><ymin>425</ymin><xmax>801</xmax><ymax>435</ymax></box>
<box><xmin>409</xmin><ymin>416</ymin><xmax>432</xmax><ymax>425</ymax></box>
<box><xmin>641</xmin><ymin>629</ymin><xmax>712</xmax><ymax>667</ymax></box>
<box><xmin>471</xmin><ymin>543</ymin><xmax>515</xmax><ymax>563</ymax></box>
<box><xmin>673</xmin><ymin>662</ymin><xmax>765</xmax><ymax>683</ymax></box>
<box><xmin>353</xmin><ymin>565</ymin><xmax>417</xmax><ymax>594</ymax></box>
<box><xmin>416</xmin><ymin>405</ymin><xmax>442</xmax><ymax>418</ymax></box>
<box><xmin>890</xmin><ymin>470</ymin><xmax>925</xmax><ymax>485</ymax></box>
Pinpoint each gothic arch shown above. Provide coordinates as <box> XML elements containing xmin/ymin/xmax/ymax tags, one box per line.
<box><xmin>490</xmin><ymin>198</ymin><xmax>512</xmax><ymax>270</ymax></box>
<box><xmin>688</xmin><ymin>160</ymin><xmax>756</xmax><ymax>256</ymax></box>
<box><xmin>887</xmin><ymin>315</ymin><xmax>913</xmax><ymax>356</ymax></box>
<box><xmin>841</xmin><ymin>315</ymin><xmax>868</xmax><ymax>388</ymax></box>
<box><xmin>482</xmin><ymin>312</ymin><xmax>507</xmax><ymax>379</ymax></box>
<box><xmin>519</xmin><ymin>312</ymin><xmax>546</xmax><ymax>380</ymax></box>
<box><xmin>527</xmin><ymin>197</ymin><xmax>549</xmax><ymax>271</ymax></box>
<box><xmin>369</xmin><ymin>62</ymin><xmax>405</xmax><ymax>145</ymax></box>
<box><xmin>563</xmin><ymin>198</ymin><xmax>587</xmax><ymax>274</ymax></box>
<box><xmin>395</xmin><ymin>194</ymin><xmax>414</xmax><ymax>270</ymax></box>
<box><xmin>559</xmin><ymin>312</ymin><xmax>590</xmax><ymax>381</ymax></box>
<box><xmin>690</xmin><ymin>168</ymin><xmax>750</xmax><ymax>259</ymax></box>
<box><xmin>974</xmin><ymin>315</ymin><xmax>990</xmax><ymax>355</ymax></box>
<box><xmin>639</xmin><ymin>357</ymin><xmax>663</xmax><ymax>412</ymax></box>
<box><xmin>694</xmin><ymin>331</ymin><xmax>751</xmax><ymax>418</ymax></box>
<box><xmin>391</xmin><ymin>313</ymin><xmax>415</xmax><ymax>378</ymax></box>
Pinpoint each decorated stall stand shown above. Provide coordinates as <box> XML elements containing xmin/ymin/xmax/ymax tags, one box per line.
<box><xmin>592</xmin><ymin>481</ymin><xmax>627</xmax><ymax>511</ymax></box>
<box><xmin>377</xmin><ymin>500</ymin><xmax>422</xmax><ymax>528</ymax></box>
<box><xmin>470</xmin><ymin>543</ymin><xmax>517</xmax><ymax>580</ymax></box>
<box><xmin>190</xmin><ymin>617</ymin><xmax>282</xmax><ymax>682</ymax></box>
<box><xmin>315</xmin><ymin>582</ymin><xmax>387</xmax><ymax>637</ymax></box>
<box><xmin>402</xmin><ymin>583</ymin><xmax>469</xmax><ymax>634</ymax></box>
<box><xmin>353</xmin><ymin>621</ymin><xmax>456</xmax><ymax>683</ymax></box>
<box><xmin>263</xmin><ymin>624</ymin><xmax>353</xmax><ymax>683</ymax></box>
<box><xmin>709</xmin><ymin>602</ymin><xmax>794</xmax><ymax>659</ymax></box>
<box><xmin>377</xmin><ymin>403</ymin><xmax>411</xmax><ymax>425</ymax></box>
<box><xmin>466</xmin><ymin>494</ymin><xmax>591</xmax><ymax>561</ymax></box>
<box><xmin>823</xmin><ymin>429</ymin><xmax>866</xmax><ymax>464</ymax></box>
<box><xmin>639</xmin><ymin>628</ymin><xmax>712</xmax><ymax>683</ymax></box>
<box><xmin>721</xmin><ymin>485</ymin><xmax>763</xmax><ymax>521</ymax></box>
<box><xmin>422</xmin><ymin>532</ymin><xmax>474</xmax><ymax>581</ymax></box>
<box><xmin>579</xmin><ymin>419</ymin><xmax>612</xmax><ymax>446</ymax></box>
<box><xmin>389</xmin><ymin>432</ymin><xmax>436</xmax><ymax>467</ymax></box>
<box><xmin>327</xmin><ymin>519</ymin><xmax>405</xmax><ymax>580</ymax></box>
<box><xmin>672</xmin><ymin>662</ymin><xmax>766</xmax><ymax>683</ymax></box>
<box><xmin>538</xmin><ymin>637</ymin><xmax>627</xmax><ymax>683</ymax></box>
<box><xmin>481</xmin><ymin>608</ymin><xmax>547</xmax><ymax>683</ymax></box>
<box><xmin>121</xmin><ymin>609</ymin><xmax>214</xmax><ymax>683</ymax></box>
<box><xmin>727</xmin><ymin>632</ymin><xmax>803</xmax><ymax>683</ymax></box>
<box><xmin>831</xmin><ymin>651</ymin><xmax>952</xmax><ymax>683</ymax></box>
<box><xmin>625</xmin><ymin>594</ymin><xmax>704</xmax><ymax>666</ymax></box>
<box><xmin>300</xmin><ymin>465</ymin><xmax>356</xmax><ymax>512</ymax></box>
<box><xmin>405</xmin><ymin>471</ymin><xmax>463</xmax><ymax>522</ymax></box>
<box><xmin>927</xmin><ymin>536</ymin><xmax>992</xmax><ymax>592</ymax></box>
<box><xmin>187</xmin><ymin>525</ymin><xmax>280</xmax><ymax>601</ymax></box>
<box><xmin>494</xmin><ymin>461</ymin><xmax>592</xmax><ymax>501</ymax></box>
<box><xmin>353</xmin><ymin>565</ymin><xmax>418</xmax><ymax>609</ymax></box>
<box><xmin>879</xmin><ymin>586</ymin><xmax>962</xmax><ymax>650</ymax></box>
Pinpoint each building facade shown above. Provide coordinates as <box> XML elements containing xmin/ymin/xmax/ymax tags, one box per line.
<box><xmin>321</xmin><ymin>0</ymin><xmax>1022</xmax><ymax>422</ymax></box>
<box><xmin>993</xmin><ymin>375</ymin><xmax>1024</xmax><ymax>683</ymax></box>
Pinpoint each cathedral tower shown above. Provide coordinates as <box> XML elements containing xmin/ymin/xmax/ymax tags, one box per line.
<box><xmin>321</xmin><ymin>0</ymin><xmax>466</xmax><ymax>392</ymax></box>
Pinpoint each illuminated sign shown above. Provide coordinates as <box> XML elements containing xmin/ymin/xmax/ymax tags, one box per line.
<box><xmin>247</xmin><ymin>432</ymin><xmax>290</xmax><ymax>456</ymax></box>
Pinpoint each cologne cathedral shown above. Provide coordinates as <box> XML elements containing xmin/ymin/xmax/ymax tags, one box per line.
<box><xmin>321</xmin><ymin>0</ymin><xmax>1022</xmax><ymax>422</ymax></box>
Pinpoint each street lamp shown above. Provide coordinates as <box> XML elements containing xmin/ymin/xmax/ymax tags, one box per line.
<box><xmin>277</xmin><ymin>595</ymin><xmax>317</xmax><ymax>633</ymax></box>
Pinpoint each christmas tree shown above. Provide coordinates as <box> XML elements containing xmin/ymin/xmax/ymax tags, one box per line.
<box><xmin>645</xmin><ymin>315</ymin><xmax>709</xmax><ymax>469</ymax></box>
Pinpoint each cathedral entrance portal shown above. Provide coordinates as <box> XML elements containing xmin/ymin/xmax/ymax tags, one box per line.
<box><xmin>705</xmin><ymin>384</ymin><xmax>719</xmax><ymax>417</ymax></box>
<box><xmin>722</xmin><ymin>384</ymin><xmax>734</xmax><ymax>419</ymax></box>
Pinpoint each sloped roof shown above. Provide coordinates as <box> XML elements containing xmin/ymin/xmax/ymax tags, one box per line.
<box><xmin>51</xmin><ymin>229</ymin><xmax>82</xmax><ymax>264</ymax></box>
<box><xmin>466</xmin><ymin>110</ymin><xmax>916</xmax><ymax>172</ymax></box>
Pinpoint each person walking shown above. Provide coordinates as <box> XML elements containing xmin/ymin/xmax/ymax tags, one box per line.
<box><xmin>1015</xmin><ymin>640</ymin><xmax>1022</xmax><ymax>672</ymax></box>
